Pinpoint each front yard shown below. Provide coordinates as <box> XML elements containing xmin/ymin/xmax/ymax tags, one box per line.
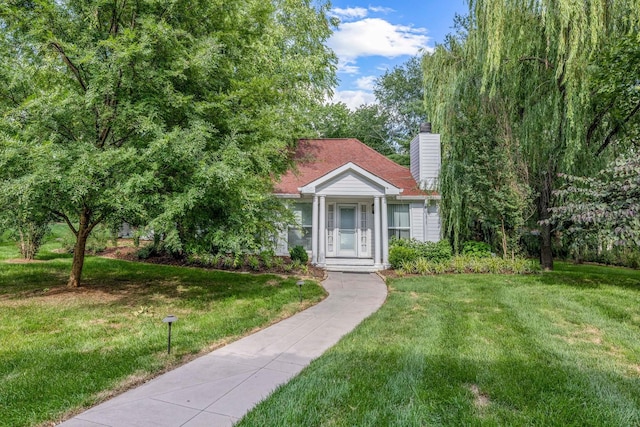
<box><xmin>241</xmin><ymin>263</ymin><xmax>640</xmax><ymax>426</ymax></box>
<box><xmin>0</xmin><ymin>237</ymin><xmax>325</xmax><ymax>427</ymax></box>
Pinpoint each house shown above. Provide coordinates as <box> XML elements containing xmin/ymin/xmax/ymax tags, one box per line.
<box><xmin>274</xmin><ymin>123</ymin><xmax>441</xmax><ymax>271</ymax></box>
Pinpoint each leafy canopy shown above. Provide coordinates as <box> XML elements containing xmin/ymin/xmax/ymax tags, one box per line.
<box><xmin>0</xmin><ymin>0</ymin><xmax>336</xmax><ymax>285</ymax></box>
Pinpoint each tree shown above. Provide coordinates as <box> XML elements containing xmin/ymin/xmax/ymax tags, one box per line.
<box><xmin>310</xmin><ymin>102</ymin><xmax>394</xmax><ymax>156</ymax></box>
<box><xmin>551</xmin><ymin>151</ymin><xmax>640</xmax><ymax>246</ymax></box>
<box><xmin>310</xmin><ymin>55</ymin><xmax>427</xmax><ymax>165</ymax></box>
<box><xmin>0</xmin><ymin>0</ymin><xmax>336</xmax><ymax>286</ymax></box>
<box><xmin>424</xmin><ymin>2</ymin><xmax>640</xmax><ymax>269</ymax></box>
<box><xmin>374</xmin><ymin>55</ymin><xmax>427</xmax><ymax>154</ymax></box>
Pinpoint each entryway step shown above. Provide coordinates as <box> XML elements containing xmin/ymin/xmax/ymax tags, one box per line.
<box><xmin>324</xmin><ymin>265</ymin><xmax>380</xmax><ymax>272</ymax></box>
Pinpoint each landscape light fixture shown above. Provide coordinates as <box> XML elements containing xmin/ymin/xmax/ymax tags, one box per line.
<box><xmin>297</xmin><ymin>280</ymin><xmax>304</xmax><ymax>303</ymax></box>
<box><xmin>162</xmin><ymin>315</ymin><xmax>178</xmax><ymax>354</ymax></box>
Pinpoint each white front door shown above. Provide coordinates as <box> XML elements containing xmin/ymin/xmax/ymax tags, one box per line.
<box><xmin>337</xmin><ymin>204</ymin><xmax>357</xmax><ymax>257</ymax></box>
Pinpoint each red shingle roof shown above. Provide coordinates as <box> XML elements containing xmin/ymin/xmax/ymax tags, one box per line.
<box><xmin>274</xmin><ymin>138</ymin><xmax>426</xmax><ymax>197</ymax></box>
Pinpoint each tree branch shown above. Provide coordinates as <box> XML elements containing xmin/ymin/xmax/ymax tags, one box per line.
<box><xmin>87</xmin><ymin>214</ymin><xmax>106</xmax><ymax>235</ymax></box>
<box><xmin>586</xmin><ymin>100</ymin><xmax>615</xmax><ymax>145</ymax></box>
<box><xmin>597</xmin><ymin>99</ymin><xmax>640</xmax><ymax>155</ymax></box>
<box><xmin>43</xmin><ymin>123</ymin><xmax>76</xmax><ymax>143</ymax></box>
<box><xmin>49</xmin><ymin>42</ymin><xmax>87</xmax><ymax>92</ymax></box>
<box><xmin>52</xmin><ymin>209</ymin><xmax>78</xmax><ymax>236</ymax></box>
<box><xmin>113</xmin><ymin>128</ymin><xmax>136</xmax><ymax>147</ymax></box>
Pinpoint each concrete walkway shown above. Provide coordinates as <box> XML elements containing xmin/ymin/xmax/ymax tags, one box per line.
<box><xmin>59</xmin><ymin>272</ymin><xmax>387</xmax><ymax>427</ymax></box>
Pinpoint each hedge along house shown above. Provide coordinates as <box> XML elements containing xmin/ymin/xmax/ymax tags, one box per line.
<box><xmin>274</xmin><ymin>124</ymin><xmax>441</xmax><ymax>272</ymax></box>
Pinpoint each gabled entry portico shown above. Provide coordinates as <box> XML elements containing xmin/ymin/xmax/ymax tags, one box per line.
<box><xmin>302</xmin><ymin>162</ymin><xmax>400</xmax><ymax>270</ymax></box>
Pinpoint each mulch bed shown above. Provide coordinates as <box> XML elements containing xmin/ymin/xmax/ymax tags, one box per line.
<box><xmin>98</xmin><ymin>245</ymin><xmax>326</xmax><ymax>279</ymax></box>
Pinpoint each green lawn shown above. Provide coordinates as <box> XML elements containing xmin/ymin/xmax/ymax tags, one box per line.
<box><xmin>0</xmin><ymin>232</ymin><xmax>326</xmax><ymax>427</ymax></box>
<box><xmin>240</xmin><ymin>263</ymin><xmax>640</xmax><ymax>426</ymax></box>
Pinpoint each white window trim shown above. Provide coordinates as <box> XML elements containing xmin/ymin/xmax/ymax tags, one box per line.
<box><xmin>387</xmin><ymin>203</ymin><xmax>411</xmax><ymax>240</ymax></box>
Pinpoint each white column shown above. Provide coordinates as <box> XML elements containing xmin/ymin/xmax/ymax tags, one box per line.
<box><xmin>373</xmin><ymin>196</ymin><xmax>381</xmax><ymax>266</ymax></box>
<box><xmin>381</xmin><ymin>196</ymin><xmax>389</xmax><ymax>266</ymax></box>
<box><xmin>311</xmin><ymin>196</ymin><xmax>318</xmax><ymax>264</ymax></box>
<box><xmin>319</xmin><ymin>196</ymin><xmax>326</xmax><ymax>264</ymax></box>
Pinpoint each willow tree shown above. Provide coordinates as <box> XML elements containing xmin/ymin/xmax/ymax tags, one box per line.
<box><xmin>0</xmin><ymin>0</ymin><xmax>335</xmax><ymax>287</ymax></box>
<box><xmin>424</xmin><ymin>2</ymin><xmax>640</xmax><ymax>269</ymax></box>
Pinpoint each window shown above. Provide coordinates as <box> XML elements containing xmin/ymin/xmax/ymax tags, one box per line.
<box><xmin>427</xmin><ymin>199</ymin><xmax>439</xmax><ymax>214</ymax></box>
<box><xmin>388</xmin><ymin>204</ymin><xmax>410</xmax><ymax>240</ymax></box>
<box><xmin>288</xmin><ymin>203</ymin><xmax>312</xmax><ymax>250</ymax></box>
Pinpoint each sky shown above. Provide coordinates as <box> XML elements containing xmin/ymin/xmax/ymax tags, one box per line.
<box><xmin>326</xmin><ymin>0</ymin><xmax>468</xmax><ymax>109</ymax></box>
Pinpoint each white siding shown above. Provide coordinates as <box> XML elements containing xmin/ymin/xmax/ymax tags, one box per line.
<box><xmin>417</xmin><ymin>133</ymin><xmax>441</xmax><ymax>190</ymax></box>
<box><xmin>409</xmin><ymin>135</ymin><xmax>420</xmax><ymax>183</ymax></box>
<box><xmin>410</xmin><ymin>132</ymin><xmax>441</xmax><ymax>191</ymax></box>
<box><xmin>316</xmin><ymin>171</ymin><xmax>384</xmax><ymax>196</ymax></box>
<box><xmin>425</xmin><ymin>200</ymin><xmax>441</xmax><ymax>242</ymax></box>
<box><xmin>410</xmin><ymin>202</ymin><xmax>425</xmax><ymax>241</ymax></box>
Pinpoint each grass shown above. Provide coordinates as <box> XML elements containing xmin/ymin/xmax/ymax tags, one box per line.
<box><xmin>0</xmin><ymin>227</ymin><xmax>326</xmax><ymax>427</ymax></box>
<box><xmin>240</xmin><ymin>263</ymin><xmax>640</xmax><ymax>426</ymax></box>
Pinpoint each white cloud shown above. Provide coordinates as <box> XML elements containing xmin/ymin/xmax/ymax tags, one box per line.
<box><xmin>330</xmin><ymin>90</ymin><xmax>376</xmax><ymax>110</ymax></box>
<box><xmin>356</xmin><ymin>75</ymin><xmax>377</xmax><ymax>90</ymax></box>
<box><xmin>369</xmin><ymin>6</ymin><xmax>394</xmax><ymax>14</ymax></box>
<box><xmin>337</xmin><ymin>62</ymin><xmax>360</xmax><ymax>74</ymax></box>
<box><xmin>331</xmin><ymin>7</ymin><xmax>368</xmax><ymax>20</ymax></box>
<box><xmin>328</xmin><ymin>18</ymin><xmax>430</xmax><ymax>65</ymax></box>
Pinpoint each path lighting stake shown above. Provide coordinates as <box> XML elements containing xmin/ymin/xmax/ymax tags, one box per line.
<box><xmin>162</xmin><ymin>315</ymin><xmax>178</xmax><ymax>354</ymax></box>
<box><xmin>297</xmin><ymin>280</ymin><xmax>304</xmax><ymax>303</ymax></box>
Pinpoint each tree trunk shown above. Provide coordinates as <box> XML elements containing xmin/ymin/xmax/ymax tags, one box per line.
<box><xmin>500</xmin><ymin>217</ymin><xmax>508</xmax><ymax>258</ymax></box>
<box><xmin>67</xmin><ymin>211</ymin><xmax>91</xmax><ymax>288</ymax></box>
<box><xmin>538</xmin><ymin>172</ymin><xmax>554</xmax><ymax>271</ymax></box>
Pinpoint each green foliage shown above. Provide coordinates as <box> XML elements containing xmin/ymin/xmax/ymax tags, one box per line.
<box><xmin>391</xmin><ymin>238</ymin><xmax>453</xmax><ymax>263</ymax></box>
<box><xmin>424</xmin><ymin>1</ymin><xmax>640</xmax><ymax>269</ymax></box>
<box><xmin>398</xmin><ymin>254</ymin><xmax>540</xmax><ymax>275</ymax></box>
<box><xmin>0</xmin><ymin>0</ymin><xmax>336</xmax><ymax>286</ymax></box>
<box><xmin>247</xmin><ymin>255</ymin><xmax>261</xmax><ymax>271</ymax></box>
<box><xmin>310</xmin><ymin>102</ymin><xmax>395</xmax><ymax>156</ymax></box>
<box><xmin>309</xmin><ymin>55</ymin><xmax>425</xmax><ymax>164</ymax></box>
<box><xmin>461</xmin><ymin>241</ymin><xmax>492</xmax><ymax>258</ymax></box>
<box><xmin>551</xmin><ymin>152</ymin><xmax>640</xmax><ymax>247</ymax></box>
<box><xmin>136</xmin><ymin>244</ymin><xmax>157</xmax><ymax>260</ymax></box>
<box><xmin>373</xmin><ymin>55</ymin><xmax>427</xmax><ymax>153</ymax></box>
<box><xmin>389</xmin><ymin>245</ymin><xmax>419</xmax><ymax>269</ymax></box>
<box><xmin>389</xmin><ymin>239</ymin><xmax>453</xmax><ymax>269</ymax></box>
<box><xmin>289</xmin><ymin>245</ymin><xmax>309</xmax><ymax>264</ymax></box>
<box><xmin>260</xmin><ymin>251</ymin><xmax>275</xmax><ymax>270</ymax></box>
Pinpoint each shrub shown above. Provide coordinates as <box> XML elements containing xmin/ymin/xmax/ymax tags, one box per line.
<box><xmin>390</xmin><ymin>238</ymin><xmax>452</xmax><ymax>263</ymax></box>
<box><xmin>273</xmin><ymin>256</ymin><xmax>285</xmax><ymax>270</ymax></box>
<box><xmin>222</xmin><ymin>254</ymin><xmax>235</xmax><ymax>269</ymax></box>
<box><xmin>389</xmin><ymin>245</ymin><xmax>419</xmax><ymax>269</ymax></box>
<box><xmin>247</xmin><ymin>255</ymin><xmax>261</xmax><ymax>271</ymax></box>
<box><xmin>260</xmin><ymin>251</ymin><xmax>274</xmax><ymax>269</ymax></box>
<box><xmin>423</xmin><ymin>240</ymin><xmax>453</xmax><ymax>262</ymax></box>
<box><xmin>136</xmin><ymin>244</ymin><xmax>157</xmax><ymax>260</ymax></box>
<box><xmin>396</xmin><ymin>254</ymin><xmax>539</xmax><ymax>276</ymax></box>
<box><xmin>289</xmin><ymin>245</ymin><xmax>309</xmax><ymax>264</ymax></box>
<box><xmin>462</xmin><ymin>241</ymin><xmax>493</xmax><ymax>258</ymax></box>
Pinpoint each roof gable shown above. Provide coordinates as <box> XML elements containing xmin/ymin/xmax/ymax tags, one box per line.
<box><xmin>300</xmin><ymin>162</ymin><xmax>401</xmax><ymax>196</ymax></box>
<box><xmin>275</xmin><ymin>138</ymin><xmax>426</xmax><ymax>197</ymax></box>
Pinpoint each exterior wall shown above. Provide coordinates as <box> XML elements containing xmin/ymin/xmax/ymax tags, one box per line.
<box><xmin>409</xmin><ymin>134</ymin><xmax>420</xmax><ymax>184</ymax></box>
<box><xmin>410</xmin><ymin>132</ymin><xmax>441</xmax><ymax>191</ymax></box>
<box><xmin>316</xmin><ymin>171</ymin><xmax>385</xmax><ymax>196</ymax></box>
<box><xmin>425</xmin><ymin>200</ymin><xmax>441</xmax><ymax>242</ymax></box>
<box><xmin>410</xmin><ymin>202</ymin><xmax>426</xmax><ymax>241</ymax></box>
